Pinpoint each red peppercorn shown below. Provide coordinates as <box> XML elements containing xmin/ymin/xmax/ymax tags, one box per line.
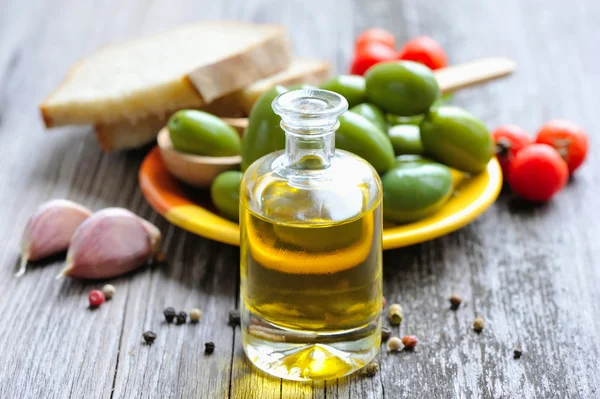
<box><xmin>401</xmin><ymin>335</ymin><xmax>418</xmax><ymax>350</ymax></box>
<box><xmin>88</xmin><ymin>290</ymin><xmax>105</xmax><ymax>307</ymax></box>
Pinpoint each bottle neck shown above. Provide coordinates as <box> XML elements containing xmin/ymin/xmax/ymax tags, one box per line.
<box><xmin>285</xmin><ymin>131</ymin><xmax>335</xmax><ymax>169</ymax></box>
<box><xmin>272</xmin><ymin>89</ymin><xmax>346</xmax><ymax>170</ymax></box>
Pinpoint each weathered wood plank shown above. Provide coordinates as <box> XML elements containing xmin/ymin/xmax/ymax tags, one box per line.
<box><xmin>0</xmin><ymin>1</ymin><xmax>237</xmax><ymax>398</ymax></box>
<box><xmin>0</xmin><ymin>1</ymin><xmax>152</xmax><ymax>398</ymax></box>
<box><xmin>1</xmin><ymin>0</ymin><xmax>600</xmax><ymax>398</ymax></box>
<box><xmin>373</xmin><ymin>0</ymin><xmax>600</xmax><ymax>398</ymax></box>
<box><xmin>110</xmin><ymin>236</ymin><xmax>237</xmax><ymax>399</ymax></box>
<box><xmin>230</xmin><ymin>343</ymin><xmax>283</xmax><ymax>399</ymax></box>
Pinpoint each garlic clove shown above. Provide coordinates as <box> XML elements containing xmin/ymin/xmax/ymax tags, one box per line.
<box><xmin>18</xmin><ymin>199</ymin><xmax>92</xmax><ymax>277</ymax></box>
<box><xmin>57</xmin><ymin>208</ymin><xmax>160</xmax><ymax>280</ymax></box>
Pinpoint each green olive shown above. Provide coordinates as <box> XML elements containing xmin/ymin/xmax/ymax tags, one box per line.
<box><xmin>210</xmin><ymin>171</ymin><xmax>242</xmax><ymax>222</ymax></box>
<box><xmin>320</xmin><ymin>75</ymin><xmax>367</xmax><ymax>107</ymax></box>
<box><xmin>241</xmin><ymin>84</ymin><xmax>316</xmax><ymax>171</ymax></box>
<box><xmin>240</xmin><ymin>85</ymin><xmax>289</xmax><ymax>171</ymax></box>
<box><xmin>350</xmin><ymin>103</ymin><xmax>387</xmax><ymax>132</ymax></box>
<box><xmin>336</xmin><ymin>111</ymin><xmax>395</xmax><ymax>174</ymax></box>
<box><xmin>382</xmin><ymin>157</ymin><xmax>453</xmax><ymax>223</ymax></box>
<box><xmin>388</xmin><ymin>124</ymin><xmax>424</xmax><ymax>155</ymax></box>
<box><xmin>420</xmin><ymin>105</ymin><xmax>493</xmax><ymax>174</ymax></box>
<box><xmin>365</xmin><ymin>61</ymin><xmax>440</xmax><ymax>116</ymax></box>
<box><xmin>168</xmin><ymin>110</ymin><xmax>241</xmax><ymax>156</ymax></box>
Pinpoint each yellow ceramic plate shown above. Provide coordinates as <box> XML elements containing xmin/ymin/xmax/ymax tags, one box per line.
<box><xmin>139</xmin><ymin>146</ymin><xmax>502</xmax><ymax>250</ymax></box>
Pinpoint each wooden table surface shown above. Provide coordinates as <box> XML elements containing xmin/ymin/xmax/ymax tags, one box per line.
<box><xmin>2</xmin><ymin>0</ymin><xmax>599</xmax><ymax>398</ymax></box>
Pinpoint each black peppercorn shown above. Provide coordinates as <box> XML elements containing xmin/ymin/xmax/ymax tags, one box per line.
<box><xmin>381</xmin><ymin>326</ymin><xmax>392</xmax><ymax>341</ymax></box>
<box><xmin>143</xmin><ymin>331</ymin><xmax>157</xmax><ymax>345</ymax></box>
<box><xmin>176</xmin><ymin>311</ymin><xmax>187</xmax><ymax>325</ymax></box>
<box><xmin>163</xmin><ymin>307</ymin><xmax>176</xmax><ymax>323</ymax></box>
<box><xmin>205</xmin><ymin>342</ymin><xmax>215</xmax><ymax>354</ymax></box>
<box><xmin>513</xmin><ymin>347</ymin><xmax>523</xmax><ymax>359</ymax></box>
<box><xmin>228</xmin><ymin>310</ymin><xmax>241</xmax><ymax>327</ymax></box>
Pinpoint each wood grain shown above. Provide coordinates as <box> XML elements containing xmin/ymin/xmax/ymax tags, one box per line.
<box><xmin>1</xmin><ymin>0</ymin><xmax>599</xmax><ymax>398</ymax></box>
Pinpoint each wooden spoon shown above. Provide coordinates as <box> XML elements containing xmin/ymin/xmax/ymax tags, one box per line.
<box><xmin>221</xmin><ymin>117</ymin><xmax>248</xmax><ymax>134</ymax></box>
<box><xmin>434</xmin><ymin>57</ymin><xmax>516</xmax><ymax>94</ymax></box>
<box><xmin>157</xmin><ymin>128</ymin><xmax>241</xmax><ymax>188</ymax></box>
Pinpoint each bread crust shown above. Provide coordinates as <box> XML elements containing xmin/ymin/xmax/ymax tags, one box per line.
<box><xmin>40</xmin><ymin>22</ymin><xmax>291</xmax><ymax>128</ymax></box>
<box><xmin>187</xmin><ymin>27</ymin><xmax>292</xmax><ymax>103</ymax></box>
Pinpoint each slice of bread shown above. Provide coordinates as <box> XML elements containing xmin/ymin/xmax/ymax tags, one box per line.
<box><xmin>95</xmin><ymin>58</ymin><xmax>331</xmax><ymax>151</ymax></box>
<box><xmin>41</xmin><ymin>21</ymin><xmax>292</xmax><ymax>127</ymax></box>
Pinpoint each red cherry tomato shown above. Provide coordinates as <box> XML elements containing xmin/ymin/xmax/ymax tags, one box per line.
<box><xmin>397</xmin><ymin>36</ymin><xmax>448</xmax><ymax>70</ymax></box>
<box><xmin>491</xmin><ymin>124</ymin><xmax>532</xmax><ymax>178</ymax></box>
<box><xmin>355</xmin><ymin>28</ymin><xmax>396</xmax><ymax>51</ymax></box>
<box><xmin>350</xmin><ymin>42</ymin><xmax>397</xmax><ymax>75</ymax></box>
<box><xmin>535</xmin><ymin>119</ymin><xmax>588</xmax><ymax>173</ymax></box>
<box><xmin>507</xmin><ymin>144</ymin><xmax>569</xmax><ymax>202</ymax></box>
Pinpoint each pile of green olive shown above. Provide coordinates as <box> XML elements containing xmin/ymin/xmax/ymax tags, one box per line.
<box><xmin>176</xmin><ymin>60</ymin><xmax>494</xmax><ymax>224</ymax></box>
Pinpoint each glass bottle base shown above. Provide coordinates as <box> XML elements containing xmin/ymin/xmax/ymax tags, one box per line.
<box><xmin>241</xmin><ymin>304</ymin><xmax>381</xmax><ymax>381</ymax></box>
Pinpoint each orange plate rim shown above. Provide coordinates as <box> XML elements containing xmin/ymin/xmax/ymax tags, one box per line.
<box><xmin>139</xmin><ymin>146</ymin><xmax>502</xmax><ymax>250</ymax></box>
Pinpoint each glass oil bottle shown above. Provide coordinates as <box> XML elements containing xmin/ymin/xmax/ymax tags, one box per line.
<box><xmin>239</xmin><ymin>88</ymin><xmax>383</xmax><ymax>381</ymax></box>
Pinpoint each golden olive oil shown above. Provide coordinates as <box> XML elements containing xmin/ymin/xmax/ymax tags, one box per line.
<box><xmin>239</xmin><ymin>89</ymin><xmax>383</xmax><ymax>381</ymax></box>
<box><xmin>241</xmin><ymin>203</ymin><xmax>382</xmax><ymax>331</ymax></box>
